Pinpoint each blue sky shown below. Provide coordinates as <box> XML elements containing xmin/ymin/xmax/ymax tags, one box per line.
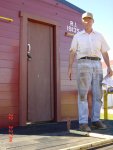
<box><xmin>66</xmin><ymin>0</ymin><xmax>113</xmax><ymax>60</ymax></box>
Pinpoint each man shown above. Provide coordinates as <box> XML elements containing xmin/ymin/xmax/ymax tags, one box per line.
<box><xmin>68</xmin><ymin>12</ymin><xmax>113</xmax><ymax>132</ymax></box>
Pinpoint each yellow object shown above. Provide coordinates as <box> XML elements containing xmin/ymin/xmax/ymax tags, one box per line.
<box><xmin>103</xmin><ymin>90</ymin><xmax>113</xmax><ymax>119</ymax></box>
<box><xmin>0</xmin><ymin>16</ymin><xmax>13</xmax><ymax>22</ymax></box>
<box><xmin>104</xmin><ymin>90</ymin><xmax>108</xmax><ymax>119</ymax></box>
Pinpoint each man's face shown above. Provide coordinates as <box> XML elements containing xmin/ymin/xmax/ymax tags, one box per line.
<box><xmin>82</xmin><ymin>17</ymin><xmax>94</xmax><ymax>28</ymax></box>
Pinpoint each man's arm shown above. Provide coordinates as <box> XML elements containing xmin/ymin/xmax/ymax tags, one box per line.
<box><xmin>68</xmin><ymin>50</ymin><xmax>76</xmax><ymax>80</ymax></box>
<box><xmin>102</xmin><ymin>51</ymin><xmax>113</xmax><ymax>77</ymax></box>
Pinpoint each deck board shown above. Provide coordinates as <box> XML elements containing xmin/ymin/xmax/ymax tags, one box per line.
<box><xmin>0</xmin><ymin>132</ymin><xmax>105</xmax><ymax>150</ymax></box>
<box><xmin>0</xmin><ymin>120</ymin><xmax>113</xmax><ymax>149</ymax></box>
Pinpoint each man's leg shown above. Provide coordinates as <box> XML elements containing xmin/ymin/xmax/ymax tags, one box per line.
<box><xmin>91</xmin><ymin>61</ymin><xmax>107</xmax><ymax>129</ymax></box>
<box><xmin>91</xmin><ymin>61</ymin><xmax>103</xmax><ymax>122</ymax></box>
<box><xmin>77</xmin><ymin>60</ymin><xmax>92</xmax><ymax>132</ymax></box>
<box><xmin>78</xmin><ymin>71</ymin><xmax>92</xmax><ymax>124</ymax></box>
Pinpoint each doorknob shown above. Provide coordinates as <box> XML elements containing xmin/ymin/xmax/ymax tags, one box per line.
<box><xmin>27</xmin><ymin>43</ymin><xmax>32</xmax><ymax>60</ymax></box>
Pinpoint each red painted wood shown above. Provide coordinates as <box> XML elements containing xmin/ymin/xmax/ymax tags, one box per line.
<box><xmin>0</xmin><ymin>84</ymin><xmax>18</xmax><ymax>92</ymax></box>
<box><xmin>0</xmin><ymin>106</ymin><xmax>18</xmax><ymax>115</ymax></box>
<box><xmin>0</xmin><ymin>6</ymin><xmax>19</xmax><ymax>18</ymax></box>
<box><xmin>0</xmin><ymin>0</ymin><xmax>84</xmax><ymax>127</ymax></box>
<box><xmin>0</xmin><ymin>45</ymin><xmax>19</xmax><ymax>52</ymax></box>
<box><xmin>0</xmin><ymin>114</ymin><xmax>19</xmax><ymax>128</ymax></box>
<box><xmin>0</xmin><ymin>60</ymin><xmax>18</xmax><ymax>69</ymax></box>
<box><xmin>0</xmin><ymin>68</ymin><xmax>18</xmax><ymax>83</ymax></box>
<box><xmin>0</xmin><ymin>91</ymin><xmax>18</xmax><ymax>100</ymax></box>
<box><xmin>0</xmin><ymin>30</ymin><xmax>19</xmax><ymax>39</ymax></box>
<box><xmin>0</xmin><ymin>99</ymin><xmax>18</xmax><ymax>107</ymax></box>
<box><xmin>0</xmin><ymin>22</ymin><xmax>19</xmax><ymax>32</ymax></box>
<box><xmin>0</xmin><ymin>52</ymin><xmax>19</xmax><ymax>61</ymax></box>
<box><xmin>0</xmin><ymin>37</ymin><xmax>19</xmax><ymax>46</ymax></box>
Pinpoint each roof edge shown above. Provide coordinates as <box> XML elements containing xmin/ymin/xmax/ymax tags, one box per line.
<box><xmin>56</xmin><ymin>0</ymin><xmax>85</xmax><ymax>14</ymax></box>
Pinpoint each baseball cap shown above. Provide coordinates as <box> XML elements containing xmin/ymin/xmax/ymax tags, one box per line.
<box><xmin>82</xmin><ymin>12</ymin><xmax>94</xmax><ymax>20</ymax></box>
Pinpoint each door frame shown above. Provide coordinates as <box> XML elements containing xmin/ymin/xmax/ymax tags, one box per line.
<box><xmin>19</xmin><ymin>11</ymin><xmax>61</xmax><ymax>126</ymax></box>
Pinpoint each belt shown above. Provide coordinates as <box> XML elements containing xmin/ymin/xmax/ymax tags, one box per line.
<box><xmin>79</xmin><ymin>56</ymin><xmax>101</xmax><ymax>61</ymax></box>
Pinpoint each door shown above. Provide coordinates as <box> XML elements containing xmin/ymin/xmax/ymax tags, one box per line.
<box><xmin>27</xmin><ymin>21</ymin><xmax>54</xmax><ymax>123</ymax></box>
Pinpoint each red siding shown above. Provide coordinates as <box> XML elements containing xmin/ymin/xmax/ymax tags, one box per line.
<box><xmin>0</xmin><ymin>0</ymin><xmax>84</xmax><ymax>127</ymax></box>
<box><xmin>0</xmin><ymin>0</ymin><xmax>19</xmax><ymax>127</ymax></box>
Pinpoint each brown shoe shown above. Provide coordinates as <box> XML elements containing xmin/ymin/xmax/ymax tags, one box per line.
<box><xmin>79</xmin><ymin>124</ymin><xmax>91</xmax><ymax>132</ymax></box>
<box><xmin>91</xmin><ymin>121</ymin><xmax>107</xmax><ymax>130</ymax></box>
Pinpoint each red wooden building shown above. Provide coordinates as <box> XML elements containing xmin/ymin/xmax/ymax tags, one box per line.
<box><xmin>0</xmin><ymin>0</ymin><xmax>86</xmax><ymax>127</ymax></box>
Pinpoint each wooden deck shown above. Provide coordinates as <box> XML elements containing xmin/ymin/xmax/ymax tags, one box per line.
<box><xmin>0</xmin><ymin>120</ymin><xmax>113</xmax><ymax>150</ymax></box>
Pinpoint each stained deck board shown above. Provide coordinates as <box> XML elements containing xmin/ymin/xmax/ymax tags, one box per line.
<box><xmin>0</xmin><ymin>120</ymin><xmax>113</xmax><ymax>149</ymax></box>
<box><xmin>0</xmin><ymin>132</ymin><xmax>105</xmax><ymax>150</ymax></box>
<box><xmin>96</xmin><ymin>144</ymin><xmax>113</xmax><ymax>150</ymax></box>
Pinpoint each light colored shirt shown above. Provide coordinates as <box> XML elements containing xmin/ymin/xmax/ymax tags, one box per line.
<box><xmin>70</xmin><ymin>30</ymin><xmax>110</xmax><ymax>59</ymax></box>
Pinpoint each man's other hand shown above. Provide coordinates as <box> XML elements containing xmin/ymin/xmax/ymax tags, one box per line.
<box><xmin>107</xmin><ymin>67</ymin><xmax>113</xmax><ymax>77</ymax></box>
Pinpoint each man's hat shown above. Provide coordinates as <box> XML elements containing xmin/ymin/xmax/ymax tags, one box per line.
<box><xmin>82</xmin><ymin>12</ymin><xmax>94</xmax><ymax>20</ymax></box>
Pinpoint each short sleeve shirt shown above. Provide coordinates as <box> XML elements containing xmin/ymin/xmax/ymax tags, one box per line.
<box><xmin>70</xmin><ymin>30</ymin><xmax>110</xmax><ymax>59</ymax></box>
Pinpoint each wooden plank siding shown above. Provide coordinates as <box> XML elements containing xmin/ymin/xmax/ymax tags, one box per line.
<box><xmin>0</xmin><ymin>0</ymin><xmax>19</xmax><ymax>127</ymax></box>
<box><xmin>0</xmin><ymin>0</ymin><xmax>85</xmax><ymax>127</ymax></box>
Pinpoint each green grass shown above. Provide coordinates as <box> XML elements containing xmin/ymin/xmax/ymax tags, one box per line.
<box><xmin>100</xmin><ymin>113</ymin><xmax>113</xmax><ymax>120</ymax></box>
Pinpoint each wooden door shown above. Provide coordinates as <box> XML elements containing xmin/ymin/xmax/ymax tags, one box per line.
<box><xmin>27</xmin><ymin>21</ymin><xmax>54</xmax><ymax>123</ymax></box>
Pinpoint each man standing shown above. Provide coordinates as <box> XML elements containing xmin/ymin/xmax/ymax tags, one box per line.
<box><xmin>68</xmin><ymin>12</ymin><xmax>112</xmax><ymax>132</ymax></box>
